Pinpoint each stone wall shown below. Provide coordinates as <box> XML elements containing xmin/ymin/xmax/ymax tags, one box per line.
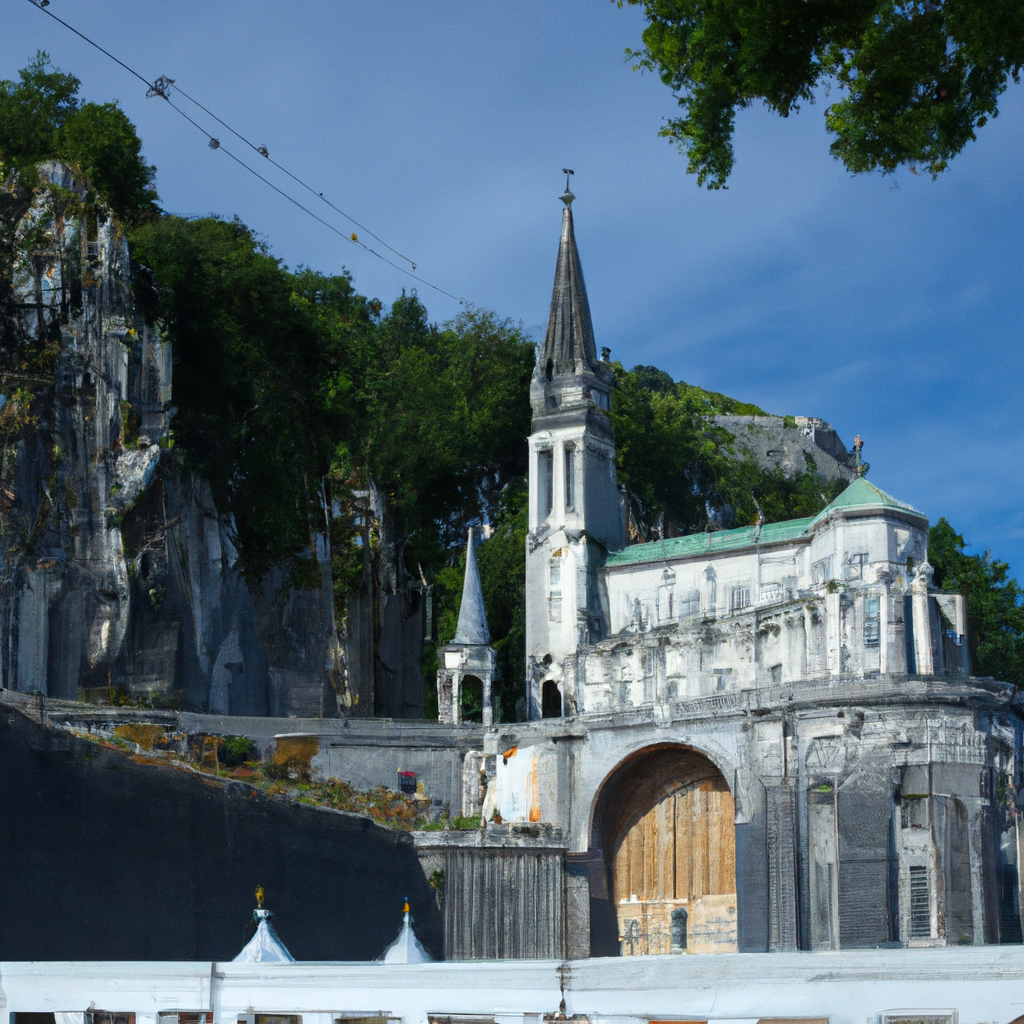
<box><xmin>414</xmin><ymin>825</ymin><xmax>569</xmax><ymax>960</ymax></box>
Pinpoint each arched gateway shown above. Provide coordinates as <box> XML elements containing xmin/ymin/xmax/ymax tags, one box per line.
<box><xmin>589</xmin><ymin>745</ymin><xmax>738</xmax><ymax>956</ymax></box>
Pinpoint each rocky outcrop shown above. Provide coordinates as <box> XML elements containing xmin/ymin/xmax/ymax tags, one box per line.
<box><xmin>714</xmin><ymin>413</ymin><xmax>858</xmax><ymax>481</ymax></box>
<box><xmin>0</xmin><ymin>162</ymin><xmax>343</xmax><ymax>716</ymax></box>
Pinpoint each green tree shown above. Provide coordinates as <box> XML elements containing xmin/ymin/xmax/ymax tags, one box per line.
<box><xmin>0</xmin><ymin>53</ymin><xmax>157</xmax><ymax>220</ymax></box>
<box><xmin>347</xmin><ymin>296</ymin><xmax>534</xmax><ymax>571</ymax></box>
<box><xmin>131</xmin><ymin>215</ymin><xmax>369</xmax><ymax>584</ymax></box>
<box><xmin>611</xmin><ymin>362</ymin><xmax>845</xmax><ymax>537</ymax></box>
<box><xmin>928</xmin><ymin>518</ymin><xmax>1024</xmax><ymax>686</ymax></box>
<box><xmin>619</xmin><ymin>0</ymin><xmax>1024</xmax><ymax>188</ymax></box>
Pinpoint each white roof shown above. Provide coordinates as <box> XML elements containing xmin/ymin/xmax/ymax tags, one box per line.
<box><xmin>233</xmin><ymin>908</ymin><xmax>295</xmax><ymax>963</ymax></box>
<box><xmin>380</xmin><ymin>907</ymin><xmax>433</xmax><ymax>964</ymax></box>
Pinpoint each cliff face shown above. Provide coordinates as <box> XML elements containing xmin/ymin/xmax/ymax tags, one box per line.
<box><xmin>0</xmin><ymin>162</ymin><xmax>343</xmax><ymax>716</ymax></box>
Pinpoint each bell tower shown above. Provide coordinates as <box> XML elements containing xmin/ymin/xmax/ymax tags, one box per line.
<box><xmin>525</xmin><ymin>183</ymin><xmax>625</xmax><ymax>720</ymax></box>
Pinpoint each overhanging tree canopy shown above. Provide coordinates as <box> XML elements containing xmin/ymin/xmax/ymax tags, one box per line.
<box><xmin>620</xmin><ymin>0</ymin><xmax>1024</xmax><ymax>188</ymax></box>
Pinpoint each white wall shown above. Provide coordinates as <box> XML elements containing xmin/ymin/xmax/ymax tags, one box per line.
<box><xmin>3</xmin><ymin>947</ymin><xmax>1024</xmax><ymax>1024</ymax></box>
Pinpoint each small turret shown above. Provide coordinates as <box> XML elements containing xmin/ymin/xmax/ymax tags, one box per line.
<box><xmin>232</xmin><ymin>887</ymin><xmax>295</xmax><ymax>963</ymax></box>
<box><xmin>452</xmin><ymin>524</ymin><xmax>490</xmax><ymax>646</ymax></box>
<box><xmin>379</xmin><ymin>898</ymin><xmax>434</xmax><ymax>964</ymax></box>
<box><xmin>436</xmin><ymin>527</ymin><xmax>497</xmax><ymax>726</ymax></box>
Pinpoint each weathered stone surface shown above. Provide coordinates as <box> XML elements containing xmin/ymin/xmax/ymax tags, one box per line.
<box><xmin>0</xmin><ymin>164</ymin><xmax>344</xmax><ymax>717</ymax></box>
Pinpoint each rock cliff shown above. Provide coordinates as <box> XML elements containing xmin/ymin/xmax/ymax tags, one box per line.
<box><xmin>0</xmin><ymin>162</ymin><xmax>343</xmax><ymax>715</ymax></box>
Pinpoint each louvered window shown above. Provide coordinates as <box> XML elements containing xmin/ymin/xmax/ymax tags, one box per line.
<box><xmin>909</xmin><ymin>866</ymin><xmax>930</xmax><ymax>938</ymax></box>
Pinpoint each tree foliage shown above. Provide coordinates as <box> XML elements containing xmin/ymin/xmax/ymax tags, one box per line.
<box><xmin>611</xmin><ymin>362</ymin><xmax>846</xmax><ymax>537</ymax></box>
<box><xmin>131</xmin><ymin>216</ymin><xmax>366</xmax><ymax>584</ymax></box>
<box><xmin>0</xmin><ymin>53</ymin><xmax>157</xmax><ymax>221</ymax></box>
<box><xmin>348</xmin><ymin>296</ymin><xmax>533</xmax><ymax>573</ymax></box>
<box><xmin>131</xmin><ymin>216</ymin><xmax>534</xmax><ymax>591</ymax></box>
<box><xmin>929</xmin><ymin>518</ymin><xmax>1024</xmax><ymax>686</ymax></box>
<box><xmin>620</xmin><ymin>0</ymin><xmax>1024</xmax><ymax>187</ymax></box>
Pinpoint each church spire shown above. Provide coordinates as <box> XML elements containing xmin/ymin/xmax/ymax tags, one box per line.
<box><xmin>453</xmin><ymin>526</ymin><xmax>490</xmax><ymax>645</ymax></box>
<box><xmin>535</xmin><ymin>186</ymin><xmax>600</xmax><ymax>381</ymax></box>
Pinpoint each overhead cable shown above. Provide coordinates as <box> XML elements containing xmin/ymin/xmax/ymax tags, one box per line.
<box><xmin>168</xmin><ymin>80</ymin><xmax>419</xmax><ymax>271</ymax></box>
<box><xmin>22</xmin><ymin>0</ymin><xmax>464</xmax><ymax>304</ymax></box>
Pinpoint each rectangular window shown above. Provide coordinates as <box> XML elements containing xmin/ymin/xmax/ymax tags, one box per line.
<box><xmin>537</xmin><ymin>449</ymin><xmax>553</xmax><ymax>521</ymax></box>
<box><xmin>901</xmin><ymin>797</ymin><xmax>928</xmax><ymax>829</ymax></box>
<box><xmin>908</xmin><ymin>865</ymin><xmax>930</xmax><ymax>938</ymax></box>
<box><xmin>564</xmin><ymin>445</ymin><xmax>575</xmax><ymax>511</ymax></box>
<box><xmin>549</xmin><ymin>561</ymin><xmax>562</xmax><ymax>622</ymax></box>
<box><xmin>864</xmin><ymin>595</ymin><xmax>881</xmax><ymax>646</ymax></box>
<box><xmin>678</xmin><ymin>588</ymin><xmax>701</xmax><ymax>619</ymax></box>
<box><xmin>845</xmin><ymin>551</ymin><xmax>869</xmax><ymax>580</ymax></box>
<box><xmin>730</xmin><ymin>586</ymin><xmax>751</xmax><ymax>612</ymax></box>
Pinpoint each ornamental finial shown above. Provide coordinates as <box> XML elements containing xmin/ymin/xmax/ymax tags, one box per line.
<box><xmin>255</xmin><ymin>884</ymin><xmax>265</xmax><ymax>908</ymax></box>
<box><xmin>561</xmin><ymin>167</ymin><xmax>575</xmax><ymax>206</ymax></box>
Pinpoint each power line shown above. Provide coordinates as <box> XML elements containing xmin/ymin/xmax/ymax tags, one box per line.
<box><xmin>22</xmin><ymin>0</ymin><xmax>464</xmax><ymax>304</ymax></box>
<box><xmin>168</xmin><ymin>80</ymin><xmax>419</xmax><ymax>271</ymax></box>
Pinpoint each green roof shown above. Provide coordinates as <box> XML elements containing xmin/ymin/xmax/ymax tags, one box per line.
<box><xmin>809</xmin><ymin>476</ymin><xmax>923</xmax><ymax>527</ymax></box>
<box><xmin>606</xmin><ymin>516</ymin><xmax>815</xmax><ymax>568</ymax></box>
<box><xmin>606</xmin><ymin>478</ymin><xmax>925</xmax><ymax>569</ymax></box>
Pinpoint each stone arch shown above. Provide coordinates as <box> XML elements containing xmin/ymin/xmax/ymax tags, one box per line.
<box><xmin>587</xmin><ymin>743</ymin><xmax>739</xmax><ymax>957</ymax></box>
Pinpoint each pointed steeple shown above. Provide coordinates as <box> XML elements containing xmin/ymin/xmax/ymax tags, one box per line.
<box><xmin>453</xmin><ymin>527</ymin><xmax>490</xmax><ymax>645</ymax></box>
<box><xmin>535</xmin><ymin>188</ymin><xmax>600</xmax><ymax>381</ymax></box>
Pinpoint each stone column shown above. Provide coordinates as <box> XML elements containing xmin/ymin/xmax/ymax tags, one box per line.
<box><xmin>825</xmin><ymin>591</ymin><xmax>842</xmax><ymax>676</ymax></box>
<box><xmin>911</xmin><ymin>563</ymin><xmax>934</xmax><ymax>676</ymax></box>
<box><xmin>877</xmin><ymin>588</ymin><xmax>890</xmax><ymax>674</ymax></box>
<box><xmin>564</xmin><ymin>853</ymin><xmax>592</xmax><ymax>958</ymax></box>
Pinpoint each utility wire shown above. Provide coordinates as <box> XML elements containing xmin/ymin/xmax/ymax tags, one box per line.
<box><xmin>169</xmin><ymin>81</ymin><xmax>418</xmax><ymax>271</ymax></box>
<box><xmin>22</xmin><ymin>0</ymin><xmax>464</xmax><ymax>304</ymax></box>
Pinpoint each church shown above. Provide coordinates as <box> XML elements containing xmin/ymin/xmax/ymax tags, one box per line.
<box><xmin>436</xmin><ymin>185</ymin><xmax>1023</xmax><ymax>958</ymax></box>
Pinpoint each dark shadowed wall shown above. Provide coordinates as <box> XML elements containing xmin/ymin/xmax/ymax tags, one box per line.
<box><xmin>0</xmin><ymin>706</ymin><xmax>441</xmax><ymax>960</ymax></box>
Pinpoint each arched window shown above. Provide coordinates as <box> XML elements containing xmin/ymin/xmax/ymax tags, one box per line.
<box><xmin>541</xmin><ymin>679</ymin><xmax>562</xmax><ymax>719</ymax></box>
<box><xmin>460</xmin><ymin>675</ymin><xmax>483</xmax><ymax>723</ymax></box>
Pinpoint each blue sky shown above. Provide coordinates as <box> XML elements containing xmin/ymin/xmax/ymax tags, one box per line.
<box><xmin>5</xmin><ymin>1</ymin><xmax>1023</xmax><ymax>582</ymax></box>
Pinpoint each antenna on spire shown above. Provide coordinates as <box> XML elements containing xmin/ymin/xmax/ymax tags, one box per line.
<box><xmin>561</xmin><ymin>168</ymin><xmax>575</xmax><ymax>206</ymax></box>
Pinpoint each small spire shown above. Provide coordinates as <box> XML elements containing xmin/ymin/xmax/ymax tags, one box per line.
<box><xmin>536</xmin><ymin>174</ymin><xmax>599</xmax><ymax>381</ymax></box>
<box><xmin>379</xmin><ymin>898</ymin><xmax>433</xmax><ymax>964</ymax></box>
<box><xmin>233</xmin><ymin>894</ymin><xmax>295</xmax><ymax>963</ymax></box>
<box><xmin>453</xmin><ymin>527</ymin><xmax>490</xmax><ymax>645</ymax></box>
